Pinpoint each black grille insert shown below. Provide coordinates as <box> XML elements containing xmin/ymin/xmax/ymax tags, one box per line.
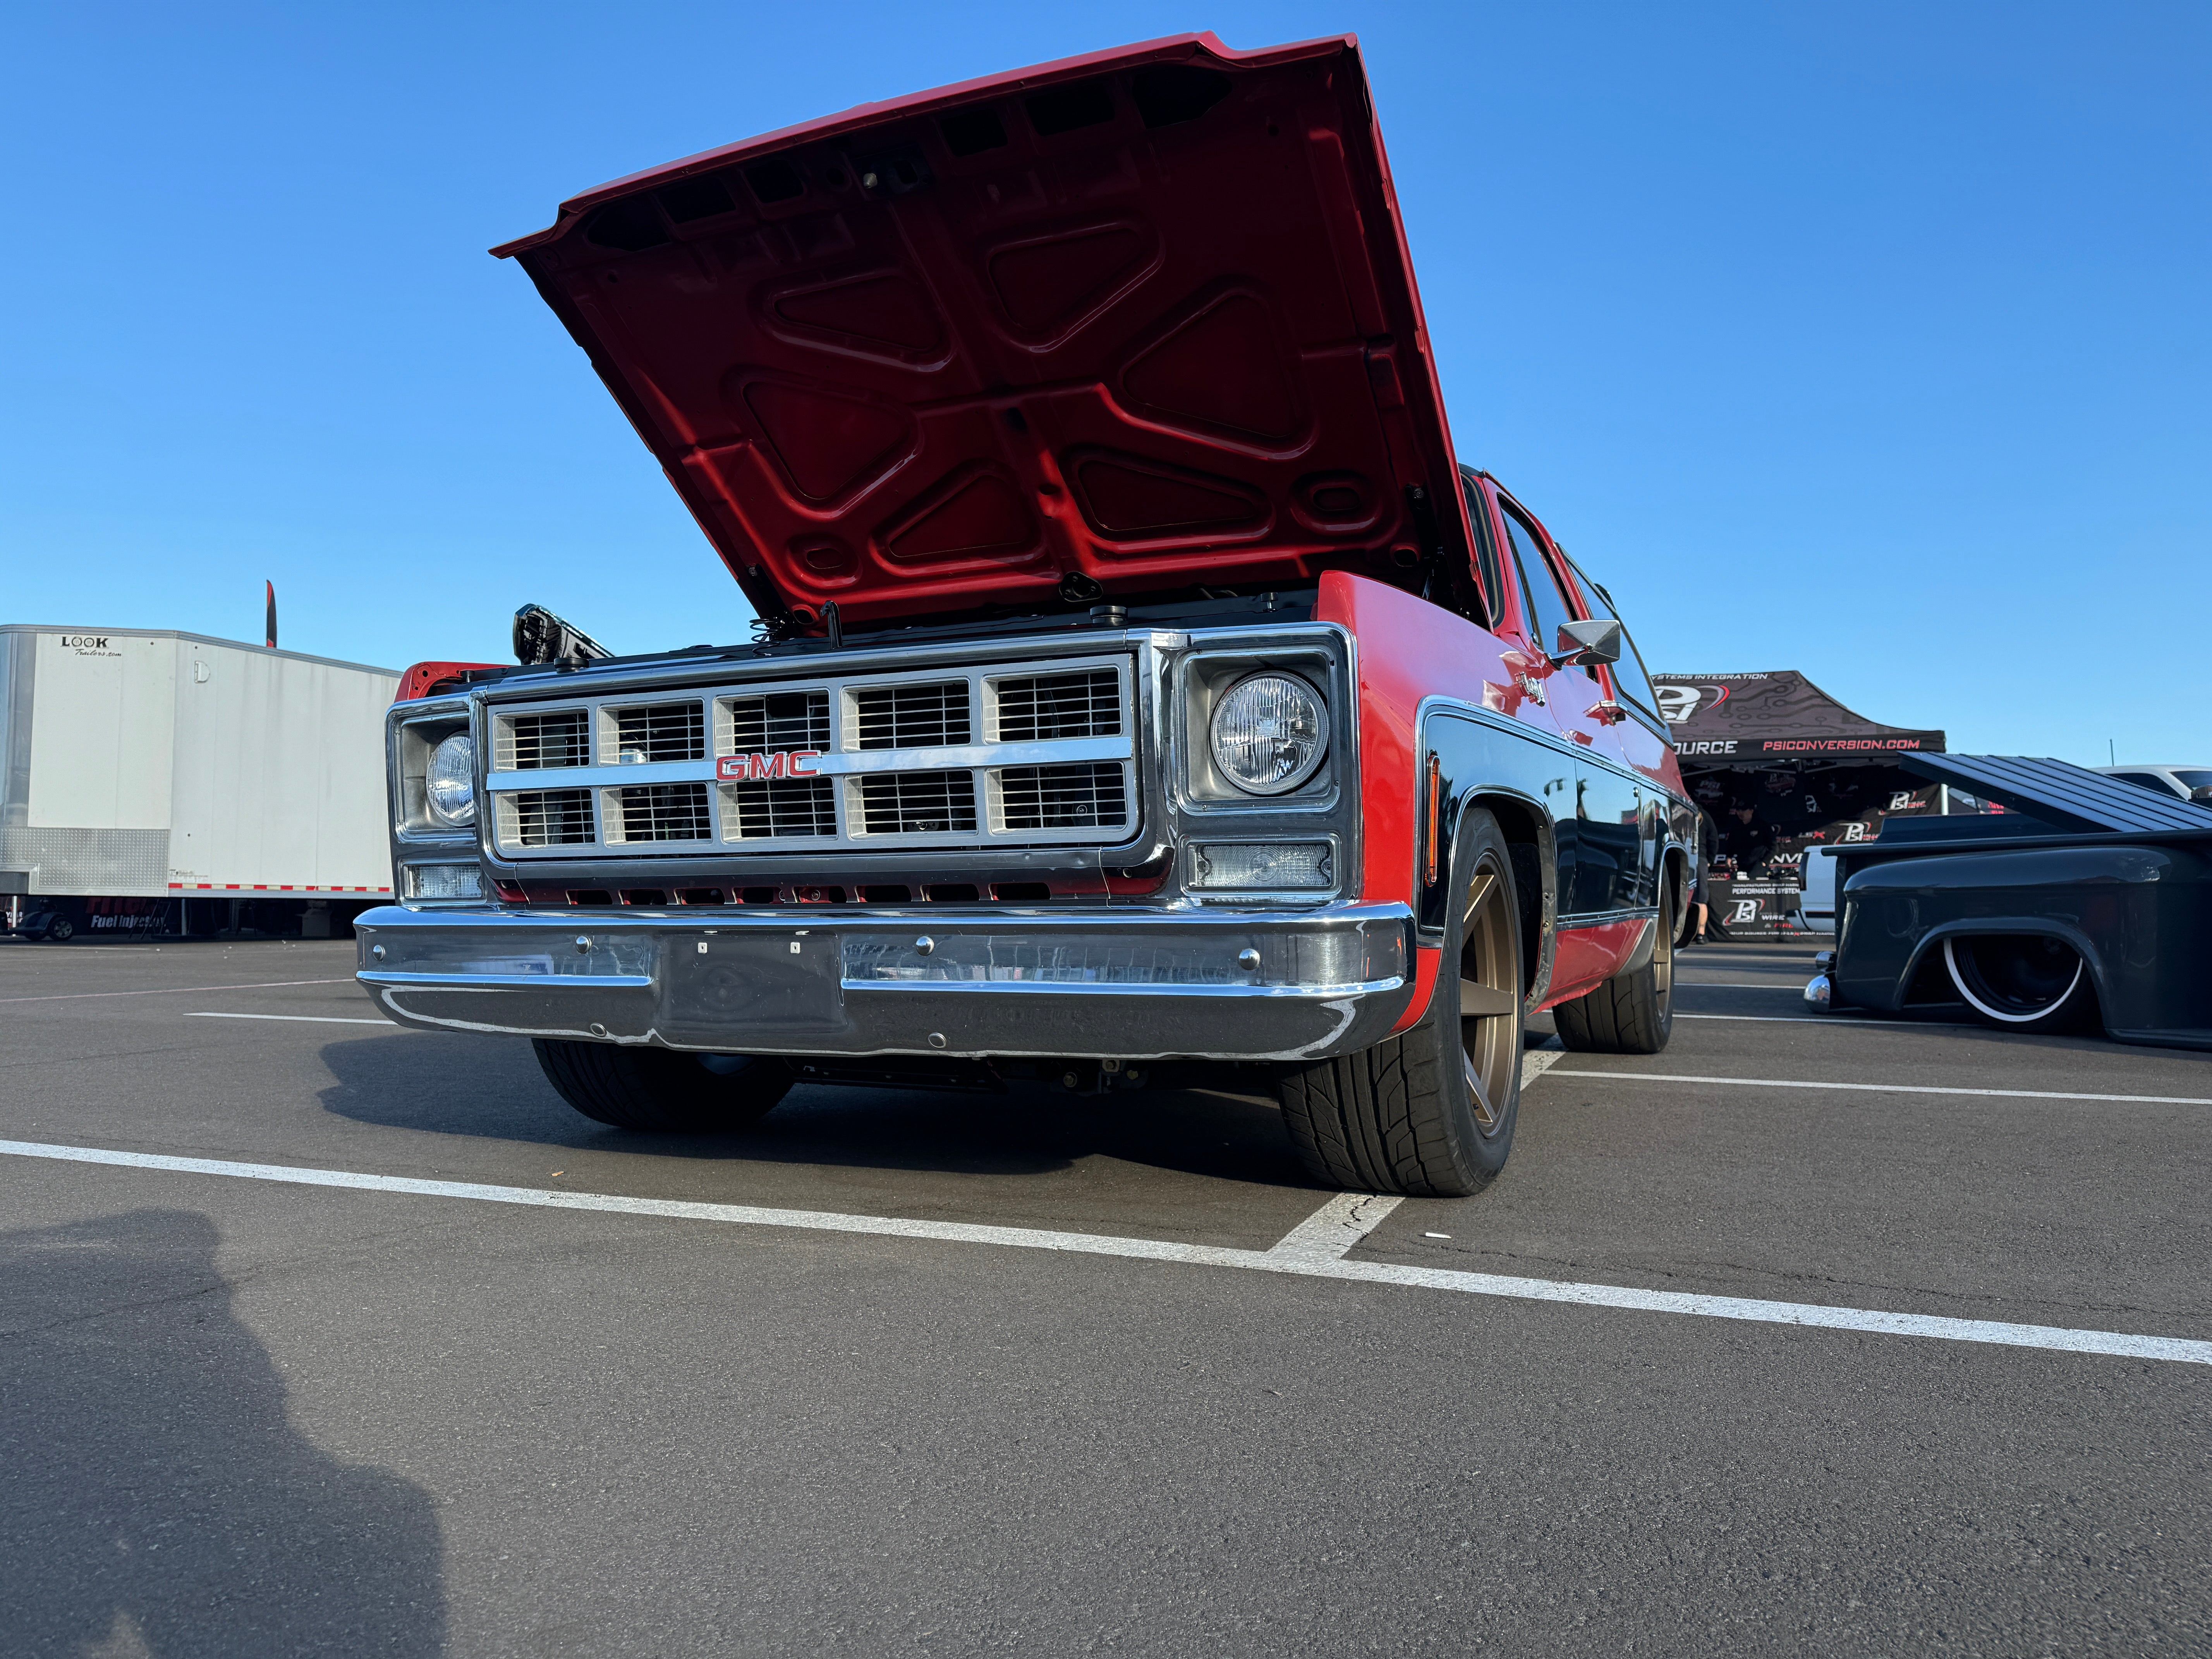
<box><xmin>725</xmin><ymin>689</ymin><xmax>831</xmax><ymax>753</ymax></box>
<box><xmin>612</xmin><ymin>782</ymin><xmax>712</xmax><ymax>842</ymax></box>
<box><xmin>993</xmin><ymin>669</ymin><xmax>1120</xmax><ymax>742</ymax></box>
<box><xmin>996</xmin><ymin>763</ymin><xmax>1127</xmax><ymax>831</ymax></box>
<box><xmin>505</xmin><ymin>788</ymin><xmax>594</xmax><ymax>846</ymax></box>
<box><xmin>852</xmin><ymin>682</ymin><xmax>971</xmax><ymax>750</ymax></box>
<box><xmin>611</xmin><ymin>702</ymin><xmax>705</xmax><ymax>764</ymax></box>
<box><xmin>499</xmin><ymin>710</ymin><xmax>588</xmax><ymax>770</ymax></box>
<box><xmin>858</xmin><ymin>771</ymin><xmax>978</xmax><ymax>835</ymax></box>
<box><xmin>725</xmin><ymin>777</ymin><xmax>837</xmax><ymax>840</ymax></box>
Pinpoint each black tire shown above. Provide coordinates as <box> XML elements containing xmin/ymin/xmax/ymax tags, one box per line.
<box><xmin>1553</xmin><ymin>885</ymin><xmax>1674</xmax><ymax>1054</ymax></box>
<box><xmin>1277</xmin><ymin>809</ymin><xmax>1525</xmax><ymax>1197</ymax></box>
<box><xmin>1942</xmin><ymin>935</ymin><xmax>2099</xmax><ymax>1034</ymax></box>
<box><xmin>45</xmin><ymin>918</ymin><xmax>74</xmax><ymax>944</ymax></box>
<box><xmin>532</xmin><ymin>1040</ymin><xmax>794</xmax><ymax>1132</ymax></box>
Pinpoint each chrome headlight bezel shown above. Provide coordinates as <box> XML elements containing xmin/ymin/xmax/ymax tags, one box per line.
<box><xmin>1207</xmin><ymin>672</ymin><xmax>1330</xmax><ymax>797</ymax></box>
<box><xmin>425</xmin><ymin>732</ymin><xmax>477</xmax><ymax>828</ymax></box>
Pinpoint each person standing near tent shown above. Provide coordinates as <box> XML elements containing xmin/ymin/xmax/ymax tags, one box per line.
<box><xmin>1691</xmin><ymin>807</ymin><xmax>1722</xmax><ymax>943</ymax></box>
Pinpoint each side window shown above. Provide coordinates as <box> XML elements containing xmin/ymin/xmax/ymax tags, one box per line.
<box><xmin>1499</xmin><ymin>504</ymin><xmax>1576</xmax><ymax>658</ymax></box>
<box><xmin>1565</xmin><ymin>555</ymin><xmax>1665</xmax><ymax>720</ymax></box>
<box><xmin>1458</xmin><ymin>474</ymin><xmax>1503</xmax><ymax>630</ymax></box>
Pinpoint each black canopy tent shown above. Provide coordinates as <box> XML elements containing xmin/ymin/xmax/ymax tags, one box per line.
<box><xmin>1653</xmin><ymin>670</ymin><xmax>1944</xmax><ymax>764</ymax></box>
<box><xmin>1652</xmin><ymin>671</ymin><xmax>1954</xmax><ymax>935</ymax></box>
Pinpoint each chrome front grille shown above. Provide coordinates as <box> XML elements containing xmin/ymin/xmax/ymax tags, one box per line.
<box><xmin>852</xmin><ymin>681</ymin><xmax>970</xmax><ymax>750</ymax></box>
<box><xmin>610</xmin><ymin>782</ymin><xmax>713</xmax><ymax>843</ymax></box>
<box><xmin>610</xmin><ymin>701</ymin><xmax>704</xmax><ymax>763</ymax></box>
<box><xmin>498</xmin><ymin>710</ymin><xmax>588</xmax><ymax>770</ymax></box>
<box><xmin>725</xmin><ymin>689</ymin><xmax>831</xmax><ymax>753</ymax></box>
<box><xmin>994</xmin><ymin>763</ymin><xmax>1126</xmax><ymax>831</ymax></box>
<box><xmin>992</xmin><ymin>669</ymin><xmax>1119</xmax><ymax>742</ymax></box>
<box><xmin>484</xmin><ymin>651</ymin><xmax>1136</xmax><ymax>858</ymax></box>
<box><xmin>725</xmin><ymin>776</ymin><xmax>837</xmax><ymax>840</ymax></box>
<box><xmin>500</xmin><ymin>788</ymin><xmax>594</xmax><ymax>847</ymax></box>
<box><xmin>857</xmin><ymin>771</ymin><xmax>979</xmax><ymax>836</ymax></box>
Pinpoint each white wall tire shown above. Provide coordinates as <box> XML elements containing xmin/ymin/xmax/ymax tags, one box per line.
<box><xmin>1942</xmin><ymin>936</ymin><xmax>2097</xmax><ymax>1034</ymax></box>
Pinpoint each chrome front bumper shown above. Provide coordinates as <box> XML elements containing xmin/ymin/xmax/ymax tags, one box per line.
<box><xmin>353</xmin><ymin>903</ymin><xmax>1415</xmax><ymax>1062</ymax></box>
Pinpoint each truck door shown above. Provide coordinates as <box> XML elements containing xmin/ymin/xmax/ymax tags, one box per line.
<box><xmin>1496</xmin><ymin>499</ymin><xmax>1638</xmax><ymax>917</ymax></box>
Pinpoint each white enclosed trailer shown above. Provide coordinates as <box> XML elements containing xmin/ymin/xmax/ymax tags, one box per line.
<box><xmin>0</xmin><ymin>626</ymin><xmax>399</xmax><ymax>938</ymax></box>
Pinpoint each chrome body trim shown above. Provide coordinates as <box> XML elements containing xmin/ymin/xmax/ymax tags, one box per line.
<box><xmin>1556</xmin><ymin>906</ymin><xmax>1662</xmax><ymax>930</ymax></box>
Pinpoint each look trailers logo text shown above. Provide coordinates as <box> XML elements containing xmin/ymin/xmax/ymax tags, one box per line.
<box><xmin>716</xmin><ymin>751</ymin><xmax>823</xmax><ymax>782</ymax></box>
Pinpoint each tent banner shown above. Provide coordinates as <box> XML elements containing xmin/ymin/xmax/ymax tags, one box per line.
<box><xmin>1653</xmin><ymin>671</ymin><xmax>1944</xmax><ymax>762</ymax></box>
<box><xmin>1705</xmin><ymin>876</ymin><xmax>1807</xmax><ymax>939</ymax></box>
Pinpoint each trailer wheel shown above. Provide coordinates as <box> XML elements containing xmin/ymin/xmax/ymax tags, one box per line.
<box><xmin>1553</xmin><ymin>887</ymin><xmax>1674</xmax><ymax>1054</ymax></box>
<box><xmin>44</xmin><ymin>918</ymin><xmax>74</xmax><ymax>944</ymax></box>
<box><xmin>1942</xmin><ymin>935</ymin><xmax>2098</xmax><ymax>1034</ymax></box>
<box><xmin>531</xmin><ymin>1040</ymin><xmax>794</xmax><ymax>1132</ymax></box>
<box><xmin>1276</xmin><ymin>809</ymin><xmax>1524</xmax><ymax>1197</ymax></box>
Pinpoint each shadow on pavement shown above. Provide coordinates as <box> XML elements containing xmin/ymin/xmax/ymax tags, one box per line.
<box><xmin>314</xmin><ymin>1034</ymin><xmax>1312</xmax><ymax>1188</ymax></box>
<box><xmin>0</xmin><ymin>1209</ymin><xmax>445</xmax><ymax>1657</ymax></box>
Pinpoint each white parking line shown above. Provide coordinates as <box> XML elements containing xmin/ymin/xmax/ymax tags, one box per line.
<box><xmin>186</xmin><ymin>1012</ymin><xmax>396</xmax><ymax>1027</ymax></box>
<box><xmin>1522</xmin><ymin>1048</ymin><xmax>1565</xmax><ymax>1087</ymax></box>
<box><xmin>1268</xmin><ymin>1192</ymin><xmax>1405</xmax><ymax>1261</ymax></box>
<box><xmin>0</xmin><ymin>978</ymin><xmax>352</xmax><ymax>1005</ymax></box>
<box><xmin>1675</xmin><ymin>1013</ymin><xmax>1976</xmax><ymax>1030</ymax></box>
<box><xmin>3</xmin><ymin>1137</ymin><xmax>2203</xmax><ymax>1366</ymax></box>
<box><xmin>1547</xmin><ymin>1070</ymin><xmax>2212</xmax><ymax>1106</ymax></box>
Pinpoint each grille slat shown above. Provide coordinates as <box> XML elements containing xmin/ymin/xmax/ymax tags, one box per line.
<box><xmin>996</xmin><ymin>763</ymin><xmax>1127</xmax><ymax>831</ymax></box>
<box><xmin>857</xmin><ymin>771</ymin><xmax>979</xmax><ymax>835</ymax></box>
<box><xmin>993</xmin><ymin>669</ymin><xmax>1120</xmax><ymax>742</ymax></box>
<box><xmin>502</xmin><ymin>788</ymin><xmax>594</xmax><ymax>846</ymax></box>
<box><xmin>610</xmin><ymin>782</ymin><xmax>713</xmax><ymax>843</ymax></box>
<box><xmin>852</xmin><ymin>682</ymin><xmax>971</xmax><ymax>750</ymax></box>
<box><xmin>725</xmin><ymin>778</ymin><xmax>838</xmax><ymax>840</ymax></box>
<box><xmin>498</xmin><ymin>710</ymin><xmax>589</xmax><ymax>770</ymax></box>
<box><xmin>725</xmin><ymin>690</ymin><xmax>831</xmax><ymax>753</ymax></box>
<box><xmin>610</xmin><ymin>702</ymin><xmax>705</xmax><ymax>764</ymax></box>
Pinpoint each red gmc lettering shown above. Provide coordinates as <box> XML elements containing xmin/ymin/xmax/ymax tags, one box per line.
<box><xmin>716</xmin><ymin>751</ymin><xmax>821</xmax><ymax>781</ymax></box>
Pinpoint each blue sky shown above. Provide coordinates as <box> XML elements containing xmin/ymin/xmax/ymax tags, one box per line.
<box><xmin>3</xmin><ymin>2</ymin><xmax>2205</xmax><ymax>762</ymax></box>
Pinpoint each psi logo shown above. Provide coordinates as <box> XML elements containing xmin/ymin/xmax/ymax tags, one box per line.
<box><xmin>1728</xmin><ymin>899</ymin><xmax>1762</xmax><ymax>924</ymax></box>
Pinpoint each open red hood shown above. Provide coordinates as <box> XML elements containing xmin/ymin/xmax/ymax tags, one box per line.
<box><xmin>495</xmin><ymin>33</ymin><xmax>1473</xmax><ymax>630</ymax></box>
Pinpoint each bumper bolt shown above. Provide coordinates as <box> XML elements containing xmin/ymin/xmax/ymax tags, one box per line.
<box><xmin>1237</xmin><ymin>948</ymin><xmax>1262</xmax><ymax>971</ymax></box>
<box><xmin>574</xmin><ymin>936</ymin><xmax>592</xmax><ymax>954</ymax></box>
<box><xmin>914</xmin><ymin>936</ymin><xmax>935</xmax><ymax>956</ymax></box>
<box><xmin>370</xmin><ymin>945</ymin><xmax>385</xmax><ymax>961</ymax></box>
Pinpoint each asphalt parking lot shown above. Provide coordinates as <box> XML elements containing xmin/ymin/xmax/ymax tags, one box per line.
<box><xmin>2</xmin><ymin>933</ymin><xmax>2207</xmax><ymax>1656</ymax></box>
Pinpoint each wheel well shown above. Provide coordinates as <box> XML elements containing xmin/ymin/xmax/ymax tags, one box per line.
<box><xmin>1906</xmin><ymin>928</ymin><xmax>2100</xmax><ymax>1012</ymax></box>
<box><xmin>1466</xmin><ymin>793</ymin><xmax>1545</xmax><ymax>995</ymax></box>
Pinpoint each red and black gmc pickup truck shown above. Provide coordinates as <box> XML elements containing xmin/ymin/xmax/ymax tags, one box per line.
<box><xmin>360</xmin><ymin>33</ymin><xmax>1693</xmax><ymax>1196</ymax></box>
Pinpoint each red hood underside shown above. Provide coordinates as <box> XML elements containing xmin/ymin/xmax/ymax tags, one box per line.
<box><xmin>495</xmin><ymin>32</ymin><xmax>1471</xmax><ymax>628</ymax></box>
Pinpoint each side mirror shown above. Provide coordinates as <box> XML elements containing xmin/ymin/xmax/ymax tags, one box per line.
<box><xmin>1549</xmin><ymin>617</ymin><xmax>1622</xmax><ymax>668</ymax></box>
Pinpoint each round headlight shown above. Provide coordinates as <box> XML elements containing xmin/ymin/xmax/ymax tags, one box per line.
<box><xmin>1209</xmin><ymin>674</ymin><xmax>1328</xmax><ymax>795</ymax></box>
<box><xmin>426</xmin><ymin>733</ymin><xmax>477</xmax><ymax>828</ymax></box>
